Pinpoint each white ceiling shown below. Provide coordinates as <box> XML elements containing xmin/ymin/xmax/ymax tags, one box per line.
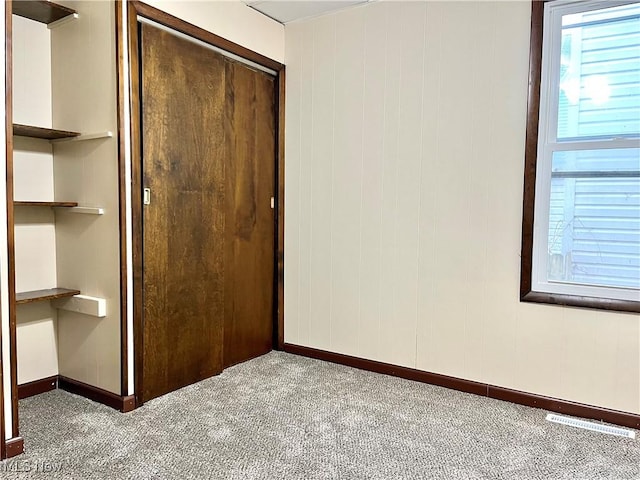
<box><xmin>244</xmin><ymin>1</ymin><xmax>370</xmax><ymax>24</ymax></box>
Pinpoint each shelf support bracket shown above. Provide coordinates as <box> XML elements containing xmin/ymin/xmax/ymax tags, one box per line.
<box><xmin>47</xmin><ymin>12</ymin><xmax>79</xmax><ymax>30</ymax></box>
<box><xmin>50</xmin><ymin>131</ymin><xmax>113</xmax><ymax>144</ymax></box>
<box><xmin>52</xmin><ymin>295</ymin><xmax>107</xmax><ymax>318</ymax></box>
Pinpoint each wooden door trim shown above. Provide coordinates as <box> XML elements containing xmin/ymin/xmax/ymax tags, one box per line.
<box><xmin>126</xmin><ymin>1</ymin><xmax>144</xmax><ymax>406</ymax></box>
<box><xmin>3</xmin><ymin>0</ymin><xmax>19</xmax><ymax>454</ymax></box>
<box><xmin>115</xmin><ymin>0</ymin><xmax>128</xmax><ymax>398</ymax></box>
<box><xmin>276</xmin><ymin>69</ymin><xmax>285</xmax><ymax>350</ymax></box>
<box><xmin>121</xmin><ymin>1</ymin><xmax>285</xmax><ymax>406</ymax></box>
<box><xmin>1</xmin><ymin>0</ymin><xmax>10</xmax><ymax>458</ymax></box>
<box><xmin>129</xmin><ymin>1</ymin><xmax>283</xmax><ymax>73</ymax></box>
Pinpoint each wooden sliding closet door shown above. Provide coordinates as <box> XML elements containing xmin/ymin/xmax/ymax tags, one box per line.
<box><xmin>141</xmin><ymin>24</ymin><xmax>226</xmax><ymax>401</ymax></box>
<box><xmin>140</xmin><ymin>23</ymin><xmax>276</xmax><ymax>402</ymax></box>
<box><xmin>223</xmin><ymin>60</ymin><xmax>276</xmax><ymax>368</ymax></box>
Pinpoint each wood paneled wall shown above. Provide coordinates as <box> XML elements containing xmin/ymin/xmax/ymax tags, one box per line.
<box><xmin>284</xmin><ymin>1</ymin><xmax>640</xmax><ymax>415</ymax></box>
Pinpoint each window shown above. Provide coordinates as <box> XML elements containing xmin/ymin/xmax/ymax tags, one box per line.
<box><xmin>521</xmin><ymin>0</ymin><xmax>640</xmax><ymax>311</ymax></box>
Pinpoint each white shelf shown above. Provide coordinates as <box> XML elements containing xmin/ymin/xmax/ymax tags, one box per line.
<box><xmin>48</xmin><ymin>13</ymin><xmax>79</xmax><ymax>30</ymax></box>
<box><xmin>50</xmin><ymin>131</ymin><xmax>113</xmax><ymax>143</ymax></box>
<box><xmin>51</xmin><ymin>294</ymin><xmax>106</xmax><ymax>318</ymax></box>
<box><xmin>56</xmin><ymin>206</ymin><xmax>105</xmax><ymax>215</ymax></box>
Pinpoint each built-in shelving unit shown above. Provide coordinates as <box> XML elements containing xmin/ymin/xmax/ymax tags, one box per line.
<box><xmin>12</xmin><ymin>6</ymin><xmax>101</xmax><ymax>332</ymax></box>
<box><xmin>12</xmin><ymin>0</ymin><xmax>77</xmax><ymax>25</ymax></box>
<box><xmin>16</xmin><ymin>288</ymin><xmax>81</xmax><ymax>305</ymax></box>
<box><xmin>14</xmin><ymin>201</ymin><xmax>79</xmax><ymax>208</ymax></box>
<box><xmin>10</xmin><ymin>0</ymin><xmax>113</xmax><ymax>418</ymax></box>
<box><xmin>13</xmin><ymin>123</ymin><xmax>80</xmax><ymax>140</ymax></box>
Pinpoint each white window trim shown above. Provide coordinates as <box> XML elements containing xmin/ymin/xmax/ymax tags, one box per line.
<box><xmin>531</xmin><ymin>0</ymin><xmax>640</xmax><ymax>303</ymax></box>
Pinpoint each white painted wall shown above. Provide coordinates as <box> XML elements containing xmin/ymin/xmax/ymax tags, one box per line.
<box><xmin>14</xmin><ymin>206</ymin><xmax>59</xmax><ymax>386</ymax></box>
<box><xmin>143</xmin><ymin>0</ymin><xmax>284</xmax><ymax>63</ymax></box>
<box><xmin>15</xmin><ymin>303</ymin><xmax>59</xmax><ymax>383</ymax></box>
<box><xmin>12</xmin><ymin>16</ymin><xmax>51</xmax><ymax>127</ymax></box>
<box><xmin>284</xmin><ymin>1</ymin><xmax>640</xmax><ymax>414</ymax></box>
<box><xmin>13</xmin><ymin>17</ymin><xmax>59</xmax><ymax>386</ymax></box>
<box><xmin>52</xmin><ymin>0</ymin><xmax>121</xmax><ymax>394</ymax></box>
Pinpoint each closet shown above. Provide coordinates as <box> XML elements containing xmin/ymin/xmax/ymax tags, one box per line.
<box><xmin>9</xmin><ymin>0</ymin><xmax>122</xmax><ymax>428</ymax></box>
<box><xmin>136</xmin><ymin>19</ymin><xmax>278</xmax><ymax>402</ymax></box>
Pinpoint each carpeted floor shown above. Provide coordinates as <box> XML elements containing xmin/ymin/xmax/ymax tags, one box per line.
<box><xmin>1</xmin><ymin>351</ymin><xmax>639</xmax><ymax>479</ymax></box>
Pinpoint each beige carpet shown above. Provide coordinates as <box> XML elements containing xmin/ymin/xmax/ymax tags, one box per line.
<box><xmin>2</xmin><ymin>351</ymin><xmax>639</xmax><ymax>479</ymax></box>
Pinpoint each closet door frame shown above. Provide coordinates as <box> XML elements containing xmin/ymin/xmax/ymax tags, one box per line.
<box><xmin>119</xmin><ymin>1</ymin><xmax>286</xmax><ymax>408</ymax></box>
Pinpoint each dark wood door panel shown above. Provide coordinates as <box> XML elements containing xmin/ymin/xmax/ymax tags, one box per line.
<box><xmin>223</xmin><ymin>60</ymin><xmax>276</xmax><ymax>368</ymax></box>
<box><xmin>140</xmin><ymin>22</ymin><xmax>277</xmax><ymax>400</ymax></box>
<box><xmin>141</xmin><ymin>23</ymin><xmax>226</xmax><ymax>401</ymax></box>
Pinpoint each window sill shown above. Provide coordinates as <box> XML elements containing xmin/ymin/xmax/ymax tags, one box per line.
<box><xmin>521</xmin><ymin>291</ymin><xmax>639</xmax><ymax>314</ymax></box>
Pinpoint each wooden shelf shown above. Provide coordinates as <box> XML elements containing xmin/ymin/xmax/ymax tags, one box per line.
<box><xmin>16</xmin><ymin>288</ymin><xmax>80</xmax><ymax>305</ymax></box>
<box><xmin>14</xmin><ymin>201</ymin><xmax>78</xmax><ymax>207</ymax></box>
<box><xmin>12</xmin><ymin>1</ymin><xmax>77</xmax><ymax>25</ymax></box>
<box><xmin>13</xmin><ymin>123</ymin><xmax>80</xmax><ymax>140</ymax></box>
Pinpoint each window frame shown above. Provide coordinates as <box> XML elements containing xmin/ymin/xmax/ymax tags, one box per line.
<box><xmin>520</xmin><ymin>0</ymin><xmax>640</xmax><ymax>313</ymax></box>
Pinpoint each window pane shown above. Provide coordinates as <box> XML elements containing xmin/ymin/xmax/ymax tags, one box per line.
<box><xmin>558</xmin><ymin>4</ymin><xmax>640</xmax><ymax>140</ymax></box>
<box><xmin>547</xmin><ymin>149</ymin><xmax>640</xmax><ymax>289</ymax></box>
<box><xmin>552</xmin><ymin>147</ymin><xmax>640</xmax><ymax>172</ymax></box>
